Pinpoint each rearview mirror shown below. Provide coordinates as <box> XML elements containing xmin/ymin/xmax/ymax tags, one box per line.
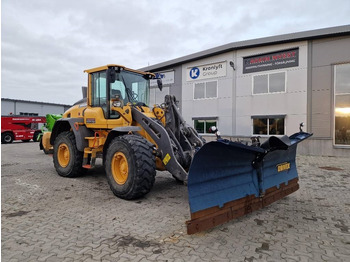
<box><xmin>157</xmin><ymin>79</ymin><xmax>163</xmax><ymax>91</ymax></box>
<box><xmin>108</xmin><ymin>67</ymin><xmax>116</xmax><ymax>83</ymax></box>
<box><xmin>81</xmin><ymin>86</ymin><xmax>87</xmax><ymax>98</ymax></box>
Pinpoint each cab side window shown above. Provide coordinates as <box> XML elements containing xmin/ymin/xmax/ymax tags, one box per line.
<box><xmin>91</xmin><ymin>71</ymin><xmax>107</xmax><ymax>117</ymax></box>
<box><xmin>109</xmin><ymin>81</ymin><xmax>126</xmax><ymax>119</ymax></box>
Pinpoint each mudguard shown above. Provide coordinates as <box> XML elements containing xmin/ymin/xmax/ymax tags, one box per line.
<box><xmin>50</xmin><ymin>118</ymin><xmax>94</xmax><ymax>152</ymax></box>
<box><xmin>186</xmin><ymin>131</ymin><xmax>312</xmax><ymax>234</ymax></box>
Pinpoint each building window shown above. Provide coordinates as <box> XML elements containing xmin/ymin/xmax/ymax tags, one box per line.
<box><xmin>19</xmin><ymin>112</ymin><xmax>39</xmax><ymax>116</ymax></box>
<box><xmin>253</xmin><ymin>72</ymin><xmax>286</xmax><ymax>94</ymax></box>
<box><xmin>193</xmin><ymin>119</ymin><xmax>217</xmax><ymax>134</ymax></box>
<box><xmin>194</xmin><ymin>81</ymin><xmax>217</xmax><ymax>99</ymax></box>
<box><xmin>252</xmin><ymin>116</ymin><xmax>285</xmax><ymax>135</ymax></box>
<box><xmin>334</xmin><ymin>63</ymin><xmax>350</xmax><ymax>146</ymax></box>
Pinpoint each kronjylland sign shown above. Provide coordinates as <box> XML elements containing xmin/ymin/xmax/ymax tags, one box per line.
<box><xmin>243</xmin><ymin>48</ymin><xmax>299</xmax><ymax>74</ymax></box>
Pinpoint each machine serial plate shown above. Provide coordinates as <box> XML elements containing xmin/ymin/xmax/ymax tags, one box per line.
<box><xmin>277</xmin><ymin>162</ymin><xmax>291</xmax><ymax>172</ymax></box>
<box><xmin>86</xmin><ymin>118</ymin><xmax>96</xmax><ymax>123</ymax></box>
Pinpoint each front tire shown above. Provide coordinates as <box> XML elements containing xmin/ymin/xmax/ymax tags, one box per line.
<box><xmin>2</xmin><ymin>132</ymin><xmax>14</xmax><ymax>144</ymax></box>
<box><xmin>105</xmin><ymin>135</ymin><xmax>156</xmax><ymax>200</ymax></box>
<box><xmin>53</xmin><ymin>131</ymin><xmax>87</xmax><ymax>177</ymax></box>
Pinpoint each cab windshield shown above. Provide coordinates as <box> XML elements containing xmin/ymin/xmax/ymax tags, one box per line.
<box><xmin>91</xmin><ymin>69</ymin><xmax>150</xmax><ymax>118</ymax></box>
<box><xmin>110</xmin><ymin>70</ymin><xmax>150</xmax><ymax>106</ymax></box>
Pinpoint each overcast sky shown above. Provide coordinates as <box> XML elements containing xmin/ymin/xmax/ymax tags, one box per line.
<box><xmin>2</xmin><ymin>0</ymin><xmax>350</xmax><ymax>105</ymax></box>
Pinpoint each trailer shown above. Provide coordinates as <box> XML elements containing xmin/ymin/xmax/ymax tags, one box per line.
<box><xmin>1</xmin><ymin>116</ymin><xmax>46</xmax><ymax>144</ymax></box>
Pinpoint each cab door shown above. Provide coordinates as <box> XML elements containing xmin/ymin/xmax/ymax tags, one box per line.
<box><xmin>84</xmin><ymin>70</ymin><xmax>128</xmax><ymax>129</ymax></box>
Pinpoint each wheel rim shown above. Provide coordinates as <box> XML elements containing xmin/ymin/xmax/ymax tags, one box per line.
<box><xmin>57</xmin><ymin>143</ymin><xmax>70</xmax><ymax>168</ymax></box>
<box><xmin>111</xmin><ymin>152</ymin><xmax>128</xmax><ymax>185</ymax></box>
<box><xmin>4</xmin><ymin>135</ymin><xmax>12</xmax><ymax>143</ymax></box>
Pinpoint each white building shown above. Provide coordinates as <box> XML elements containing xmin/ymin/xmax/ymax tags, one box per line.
<box><xmin>142</xmin><ymin>25</ymin><xmax>350</xmax><ymax>157</ymax></box>
<box><xmin>1</xmin><ymin>98</ymin><xmax>71</xmax><ymax>116</ymax></box>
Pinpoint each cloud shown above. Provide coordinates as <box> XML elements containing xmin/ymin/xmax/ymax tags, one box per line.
<box><xmin>2</xmin><ymin>0</ymin><xmax>350</xmax><ymax>105</ymax></box>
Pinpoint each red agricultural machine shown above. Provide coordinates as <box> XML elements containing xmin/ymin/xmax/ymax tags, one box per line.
<box><xmin>1</xmin><ymin>116</ymin><xmax>46</xmax><ymax>143</ymax></box>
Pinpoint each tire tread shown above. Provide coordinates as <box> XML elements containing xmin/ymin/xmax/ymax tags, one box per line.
<box><xmin>106</xmin><ymin>135</ymin><xmax>156</xmax><ymax>200</ymax></box>
<box><xmin>53</xmin><ymin>131</ymin><xmax>87</xmax><ymax>177</ymax></box>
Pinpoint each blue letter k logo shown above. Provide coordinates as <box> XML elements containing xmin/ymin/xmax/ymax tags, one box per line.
<box><xmin>190</xmin><ymin>67</ymin><xmax>200</xmax><ymax>79</ymax></box>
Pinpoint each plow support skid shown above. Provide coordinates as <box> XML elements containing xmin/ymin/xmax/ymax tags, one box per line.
<box><xmin>186</xmin><ymin>132</ymin><xmax>312</xmax><ymax>234</ymax></box>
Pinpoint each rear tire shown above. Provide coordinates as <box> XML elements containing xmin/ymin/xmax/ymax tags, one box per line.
<box><xmin>2</xmin><ymin>132</ymin><xmax>14</xmax><ymax>144</ymax></box>
<box><xmin>33</xmin><ymin>131</ymin><xmax>41</xmax><ymax>142</ymax></box>
<box><xmin>39</xmin><ymin>138</ymin><xmax>50</xmax><ymax>154</ymax></box>
<box><xmin>105</xmin><ymin>135</ymin><xmax>156</xmax><ymax>200</ymax></box>
<box><xmin>53</xmin><ymin>131</ymin><xmax>87</xmax><ymax>177</ymax></box>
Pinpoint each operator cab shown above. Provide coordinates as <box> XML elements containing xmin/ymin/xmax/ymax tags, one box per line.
<box><xmin>85</xmin><ymin>64</ymin><xmax>156</xmax><ymax>119</ymax></box>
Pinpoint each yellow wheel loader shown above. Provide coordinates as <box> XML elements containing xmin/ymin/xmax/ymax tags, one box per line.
<box><xmin>45</xmin><ymin>64</ymin><xmax>312</xmax><ymax>234</ymax></box>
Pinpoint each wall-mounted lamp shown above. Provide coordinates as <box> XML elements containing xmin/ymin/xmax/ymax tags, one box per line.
<box><xmin>229</xmin><ymin>61</ymin><xmax>235</xmax><ymax>70</ymax></box>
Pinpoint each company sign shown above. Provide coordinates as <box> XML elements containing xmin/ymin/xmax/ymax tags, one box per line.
<box><xmin>150</xmin><ymin>70</ymin><xmax>175</xmax><ymax>86</ymax></box>
<box><xmin>243</xmin><ymin>48</ymin><xmax>299</xmax><ymax>74</ymax></box>
<box><xmin>187</xmin><ymin>61</ymin><xmax>227</xmax><ymax>81</ymax></box>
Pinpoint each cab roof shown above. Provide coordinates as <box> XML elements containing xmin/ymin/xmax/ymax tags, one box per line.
<box><xmin>84</xmin><ymin>64</ymin><xmax>155</xmax><ymax>77</ymax></box>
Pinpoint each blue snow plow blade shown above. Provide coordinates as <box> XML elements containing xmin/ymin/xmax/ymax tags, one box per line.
<box><xmin>186</xmin><ymin>131</ymin><xmax>312</xmax><ymax>234</ymax></box>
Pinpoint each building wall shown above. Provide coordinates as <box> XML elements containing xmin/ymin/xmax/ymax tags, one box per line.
<box><xmin>1</xmin><ymin>100</ymin><xmax>15</xmax><ymax>115</ymax></box>
<box><xmin>181</xmin><ymin>52</ymin><xmax>235</xmax><ymax>135</ymax></box>
<box><xmin>1</xmin><ymin>99</ymin><xmax>71</xmax><ymax>116</ymax></box>
<box><xmin>145</xmin><ymin>33</ymin><xmax>350</xmax><ymax>157</ymax></box>
<box><xmin>149</xmin><ymin>65</ymin><xmax>182</xmax><ymax>110</ymax></box>
<box><xmin>304</xmin><ymin>36</ymin><xmax>350</xmax><ymax>156</ymax></box>
<box><xmin>310</xmin><ymin>36</ymin><xmax>350</xmax><ymax>137</ymax></box>
<box><xmin>179</xmin><ymin>42</ymin><xmax>309</xmax><ymax>137</ymax></box>
<box><xmin>236</xmin><ymin>41</ymin><xmax>308</xmax><ymax>136</ymax></box>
